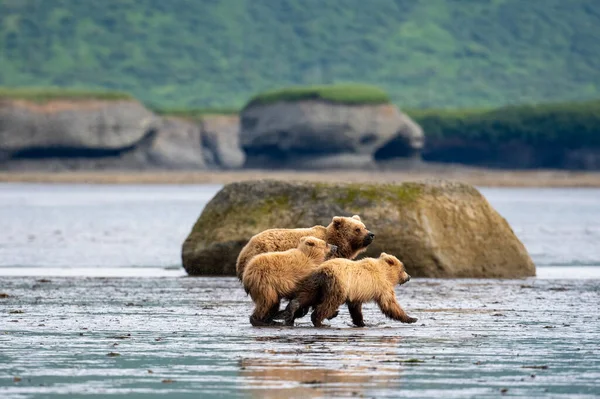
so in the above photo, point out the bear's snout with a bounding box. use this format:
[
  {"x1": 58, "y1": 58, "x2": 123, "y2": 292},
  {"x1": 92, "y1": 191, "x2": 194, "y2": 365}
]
[
  {"x1": 329, "y1": 245, "x2": 338, "y2": 255},
  {"x1": 363, "y1": 231, "x2": 375, "y2": 246},
  {"x1": 406, "y1": 274, "x2": 411, "y2": 282}
]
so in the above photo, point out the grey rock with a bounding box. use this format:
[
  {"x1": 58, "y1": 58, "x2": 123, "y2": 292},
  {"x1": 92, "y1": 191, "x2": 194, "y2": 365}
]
[
  {"x1": 181, "y1": 179, "x2": 535, "y2": 278},
  {"x1": 0, "y1": 99, "x2": 157, "y2": 152},
  {"x1": 0, "y1": 99, "x2": 210, "y2": 170},
  {"x1": 147, "y1": 117, "x2": 206, "y2": 169},
  {"x1": 201, "y1": 115, "x2": 245, "y2": 169},
  {"x1": 374, "y1": 116, "x2": 425, "y2": 161},
  {"x1": 240, "y1": 100, "x2": 424, "y2": 169}
]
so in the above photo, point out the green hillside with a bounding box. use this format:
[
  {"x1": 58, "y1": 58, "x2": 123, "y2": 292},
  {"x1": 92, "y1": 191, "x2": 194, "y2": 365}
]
[
  {"x1": 1, "y1": 0, "x2": 599, "y2": 109},
  {"x1": 406, "y1": 99, "x2": 600, "y2": 148}
]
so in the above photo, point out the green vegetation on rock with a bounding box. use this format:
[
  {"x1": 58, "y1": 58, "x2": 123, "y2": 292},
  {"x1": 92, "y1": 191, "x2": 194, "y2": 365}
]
[
  {"x1": 152, "y1": 107, "x2": 240, "y2": 121},
  {"x1": 315, "y1": 182, "x2": 424, "y2": 209},
  {"x1": 246, "y1": 84, "x2": 390, "y2": 107},
  {"x1": 191, "y1": 194, "x2": 292, "y2": 241},
  {"x1": 0, "y1": 87, "x2": 133, "y2": 103},
  {"x1": 1, "y1": 0, "x2": 599, "y2": 109}
]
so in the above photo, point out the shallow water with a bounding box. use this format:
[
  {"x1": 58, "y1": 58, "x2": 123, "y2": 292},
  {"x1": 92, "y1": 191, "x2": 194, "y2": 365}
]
[
  {"x1": 1, "y1": 183, "x2": 600, "y2": 398},
  {"x1": 1, "y1": 184, "x2": 600, "y2": 270},
  {"x1": 1, "y1": 275, "x2": 599, "y2": 398},
  {"x1": 0, "y1": 183, "x2": 221, "y2": 269},
  {"x1": 481, "y1": 187, "x2": 600, "y2": 268}
]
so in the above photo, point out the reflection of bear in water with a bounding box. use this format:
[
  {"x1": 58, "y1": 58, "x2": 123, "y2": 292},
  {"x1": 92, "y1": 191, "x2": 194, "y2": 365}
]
[
  {"x1": 283, "y1": 253, "x2": 417, "y2": 327},
  {"x1": 242, "y1": 236, "x2": 337, "y2": 326},
  {"x1": 239, "y1": 335, "x2": 404, "y2": 398},
  {"x1": 235, "y1": 215, "x2": 375, "y2": 281}
]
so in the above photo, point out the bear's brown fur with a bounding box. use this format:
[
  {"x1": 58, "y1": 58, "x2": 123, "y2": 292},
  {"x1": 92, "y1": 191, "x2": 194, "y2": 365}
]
[
  {"x1": 235, "y1": 215, "x2": 374, "y2": 281},
  {"x1": 242, "y1": 236, "x2": 337, "y2": 326},
  {"x1": 283, "y1": 252, "x2": 417, "y2": 327}
]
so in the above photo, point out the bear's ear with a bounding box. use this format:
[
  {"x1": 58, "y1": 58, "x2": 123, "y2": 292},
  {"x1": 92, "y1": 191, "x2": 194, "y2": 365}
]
[
  {"x1": 379, "y1": 252, "x2": 388, "y2": 257},
  {"x1": 352, "y1": 215, "x2": 361, "y2": 221},
  {"x1": 332, "y1": 216, "x2": 344, "y2": 228}
]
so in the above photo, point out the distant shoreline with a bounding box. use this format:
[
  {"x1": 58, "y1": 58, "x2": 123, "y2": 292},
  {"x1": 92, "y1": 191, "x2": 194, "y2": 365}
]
[{"x1": 1, "y1": 168, "x2": 600, "y2": 187}]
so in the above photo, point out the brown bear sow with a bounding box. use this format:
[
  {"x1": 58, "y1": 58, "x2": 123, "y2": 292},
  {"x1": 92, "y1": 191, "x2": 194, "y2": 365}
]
[
  {"x1": 242, "y1": 236, "x2": 337, "y2": 327},
  {"x1": 235, "y1": 215, "x2": 374, "y2": 281},
  {"x1": 284, "y1": 253, "x2": 417, "y2": 327}
]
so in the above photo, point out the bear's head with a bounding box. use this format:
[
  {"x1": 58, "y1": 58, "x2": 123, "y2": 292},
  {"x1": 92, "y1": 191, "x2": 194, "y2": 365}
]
[
  {"x1": 378, "y1": 252, "x2": 411, "y2": 285},
  {"x1": 298, "y1": 236, "x2": 337, "y2": 263},
  {"x1": 325, "y1": 214, "x2": 374, "y2": 259}
]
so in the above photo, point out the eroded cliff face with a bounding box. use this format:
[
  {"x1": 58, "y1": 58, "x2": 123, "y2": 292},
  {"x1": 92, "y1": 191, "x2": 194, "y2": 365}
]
[
  {"x1": 0, "y1": 99, "x2": 245, "y2": 170},
  {"x1": 240, "y1": 100, "x2": 424, "y2": 169},
  {"x1": 0, "y1": 99, "x2": 157, "y2": 152},
  {"x1": 200, "y1": 115, "x2": 245, "y2": 169}
]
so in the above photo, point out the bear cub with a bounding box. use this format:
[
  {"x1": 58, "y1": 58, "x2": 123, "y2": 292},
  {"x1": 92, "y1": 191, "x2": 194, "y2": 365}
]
[
  {"x1": 282, "y1": 252, "x2": 417, "y2": 327},
  {"x1": 236, "y1": 215, "x2": 374, "y2": 281},
  {"x1": 242, "y1": 236, "x2": 337, "y2": 326}
]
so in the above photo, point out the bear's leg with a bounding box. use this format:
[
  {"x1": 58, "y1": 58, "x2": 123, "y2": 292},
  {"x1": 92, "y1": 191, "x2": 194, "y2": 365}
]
[
  {"x1": 311, "y1": 295, "x2": 343, "y2": 327},
  {"x1": 281, "y1": 291, "x2": 318, "y2": 326},
  {"x1": 310, "y1": 272, "x2": 345, "y2": 327},
  {"x1": 347, "y1": 302, "x2": 365, "y2": 327},
  {"x1": 282, "y1": 299, "x2": 300, "y2": 326},
  {"x1": 250, "y1": 302, "x2": 283, "y2": 326},
  {"x1": 280, "y1": 278, "x2": 324, "y2": 325},
  {"x1": 272, "y1": 300, "x2": 307, "y2": 321},
  {"x1": 311, "y1": 304, "x2": 340, "y2": 327},
  {"x1": 310, "y1": 308, "x2": 326, "y2": 327},
  {"x1": 249, "y1": 291, "x2": 283, "y2": 327},
  {"x1": 376, "y1": 293, "x2": 417, "y2": 324}
]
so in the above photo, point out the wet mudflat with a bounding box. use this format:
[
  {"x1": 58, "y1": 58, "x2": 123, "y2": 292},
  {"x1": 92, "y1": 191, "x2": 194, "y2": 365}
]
[{"x1": 1, "y1": 274, "x2": 599, "y2": 398}]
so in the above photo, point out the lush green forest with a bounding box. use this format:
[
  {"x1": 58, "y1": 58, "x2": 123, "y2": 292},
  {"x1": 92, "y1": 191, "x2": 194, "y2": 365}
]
[
  {"x1": 406, "y1": 100, "x2": 600, "y2": 148},
  {"x1": 1, "y1": 0, "x2": 599, "y2": 109}
]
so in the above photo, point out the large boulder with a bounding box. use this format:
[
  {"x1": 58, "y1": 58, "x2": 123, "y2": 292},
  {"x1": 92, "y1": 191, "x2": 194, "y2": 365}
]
[
  {"x1": 200, "y1": 115, "x2": 245, "y2": 169},
  {"x1": 182, "y1": 179, "x2": 535, "y2": 278},
  {"x1": 240, "y1": 100, "x2": 424, "y2": 169}
]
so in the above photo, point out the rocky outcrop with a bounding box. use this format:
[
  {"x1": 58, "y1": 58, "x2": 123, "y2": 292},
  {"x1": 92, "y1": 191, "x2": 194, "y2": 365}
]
[
  {"x1": 240, "y1": 101, "x2": 424, "y2": 169},
  {"x1": 374, "y1": 116, "x2": 424, "y2": 160},
  {"x1": 0, "y1": 99, "x2": 157, "y2": 152},
  {"x1": 146, "y1": 117, "x2": 206, "y2": 169},
  {"x1": 0, "y1": 99, "x2": 213, "y2": 169},
  {"x1": 182, "y1": 179, "x2": 535, "y2": 278},
  {"x1": 200, "y1": 115, "x2": 245, "y2": 169}
]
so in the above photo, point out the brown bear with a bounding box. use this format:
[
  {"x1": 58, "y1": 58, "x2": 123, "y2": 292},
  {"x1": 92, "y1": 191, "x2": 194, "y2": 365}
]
[
  {"x1": 282, "y1": 252, "x2": 417, "y2": 327},
  {"x1": 235, "y1": 215, "x2": 374, "y2": 281},
  {"x1": 242, "y1": 236, "x2": 337, "y2": 327}
]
